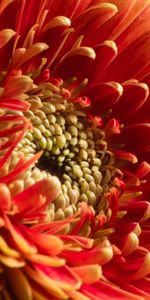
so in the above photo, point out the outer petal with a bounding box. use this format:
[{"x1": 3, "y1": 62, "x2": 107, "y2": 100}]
[{"x1": 81, "y1": 281, "x2": 143, "y2": 300}]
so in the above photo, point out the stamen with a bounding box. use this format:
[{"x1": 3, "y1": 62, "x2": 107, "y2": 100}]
[{"x1": 13, "y1": 76, "x2": 118, "y2": 221}]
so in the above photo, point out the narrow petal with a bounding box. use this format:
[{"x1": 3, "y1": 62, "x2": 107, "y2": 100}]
[
  {"x1": 72, "y1": 3, "x2": 118, "y2": 45},
  {"x1": 14, "y1": 177, "x2": 60, "y2": 213},
  {"x1": 0, "y1": 98, "x2": 30, "y2": 111},
  {"x1": 61, "y1": 243, "x2": 113, "y2": 266},
  {"x1": 3, "y1": 75, "x2": 34, "y2": 98},
  {"x1": 35, "y1": 264, "x2": 81, "y2": 291},
  {"x1": 27, "y1": 232, "x2": 63, "y2": 256},
  {"x1": 0, "y1": 183, "x2": 11, "y2": 211},
  {"x1": 71, "y1": 265, "x2": 102, "y2": 284},
  {"x1": 0, "y1": 255, "x2": 25, "y2": 268},
  {"x1": 60, "y1": 235, "x2": 93, "y2": 249},
  {"x1": 4, "y1": 215, "x2": 37, "y2": 255},
  {"x1": 54, "y1": 47, "x2": 95, "y2": 79},
  {"x1": 81, "y1": 281, "x2": 143, "y2": 300},
  {"x1": 12, "y1": 43, "x2": 49, "y2": 68},
  {"x1": 82, "y1": 41, "x2": 118, "y2": 83},
  {"x1": 6, "y1": 268, "x2": 32, "y2": 300},
  {"x1": 113, "y1": 81, "x2": 149, "y2": 121},
  {"x1": 26, "y1": 253, "x2": 65, "y2": 267},
  {"x1": 0, "y1": 236, "x2": 20, "y2": 258},
  {"x1": 87, "y1": 82, "x2": 123, "y2": 114},
  {"x1": 24, "y1": 265, "x2": 68, "y2": 299},
  {"x1": 0, "y1": 29, "x2": 15, "y2": 49}
]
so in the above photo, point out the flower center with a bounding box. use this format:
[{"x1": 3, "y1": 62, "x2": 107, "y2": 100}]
[{"x1": 16, "y1": 78, "x2": 118, "y2": 221}]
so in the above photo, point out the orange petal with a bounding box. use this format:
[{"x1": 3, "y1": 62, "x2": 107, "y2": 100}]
[
  {"x1": 6, "y1": 268, "x2": 32, "y2": 300},
  {"x1": 0, "y1": 235, "x2": 20, "y2": 258},
  {"x1": 69, "y1": 289, "x2": 91, "y2": 300},
  {"x1": 27, "y1": 253, "x2": 65, "y2": 267},
  {"x1": 72, "y1": 265, "x2": 102, "y2": 284},
  {"x1": 0, "y1": 183, "x2": 11, "y2": 211},
  {"x1": 4, "y1": 215, "x2": 37, "y2": 255},
  {"x1": 0, "y1": 254, "x2": 25, "y2": 268},
  {"x1": 24, "y1": 265, "x2": 68, "y2": 299},
  {"x1": 29, "y1": 232, "x2": 63, "y2": 256}
]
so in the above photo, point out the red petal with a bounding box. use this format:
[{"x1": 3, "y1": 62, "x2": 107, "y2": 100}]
[
  {"x1": 35, "y1": 264, "x2": 81, "y2": 291},
  {"x1": 54, "y1": 47, "x2": 95, "y2": 79},
  {"x1": 0, "y1": 151, "x2": 42, "y2": 183},
  {"x1": 87, "y1": 82, "x2": 123, "y2": 113},
  {"x1": 117, "y1": 124, "x2": 150, "y2": 158},
  {"x1": 72, "y1": 3, "x2": 118, "y2": 46},
  {"x1": 81, "y1": 281, "x2": 143, "y2": 300},
  {"x1": 0, "y1": 98, "x2": 30, "y2": 111},
  {"x1": 14, "y1": 177, "x2": 60, "y2": 213},
  {"x1": 59, "y1": 235, "x2": 93, "y2": 249},
  {"x1": 61, "y1": 243, "x2": 113, "y2": 266},
  {"x1": 4, "y1": 215, "x2": 37, "y2": 255},
  {"x1": 113, "y1": 81, "x2": 149, "y2": 121},
  {"x1": 102, "y1": 32, "x2": 150, "y2": 82},
  {"x1": 119, "y1": 201, "x2": 150, "y2": 223}
]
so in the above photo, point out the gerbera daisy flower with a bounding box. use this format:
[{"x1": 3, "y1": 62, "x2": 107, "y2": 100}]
[{"x1": 0, "y1": 0, "x2": 150, "y2": 299}]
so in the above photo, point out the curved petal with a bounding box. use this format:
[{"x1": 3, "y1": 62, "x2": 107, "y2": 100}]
[{"x1": 113, "y1": 80, "x2": 149, "y2": 121}]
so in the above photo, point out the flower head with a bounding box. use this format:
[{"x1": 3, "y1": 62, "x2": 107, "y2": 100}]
[{"x1": 0, "y1": 0, "x2": 150, "y2": 299}]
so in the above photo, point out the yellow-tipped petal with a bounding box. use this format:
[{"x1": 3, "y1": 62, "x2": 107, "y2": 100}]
[
  {"x1": 0, "y1": 236, "x2": 20, "y2": 258},
  {"x1": 102, "y1": 40, "x2": 118, "y2": 55},
  {"x1": 0, "y1": 255, "x2": 25, "y2": 268},
  {"x1": 61, "y1": 47, "x2": 96, "y2": 62},
  {"x1": 30, "y1": 233, "x2": 64, "y2": 256},
  {"x1": 122, "y1": 232, "x2": 139, "y2": 256},
  {"x1": 42, "y1": 16, "x2": 71, "y2": 33},
  {"x1": 11, "y1": 42, "x2": 48, "y2": 68},
  {"x1": 25, "y1": 265, "x2": 68, "y2": 299},
  {"x1": 18, "y1": 43, "x2": 49, "y2": 66},
  {"x1": 27, "y1": 253, "x2": 65, "y2": 267},
  {"x1": 4, "y1": 216, "x2": 37, "y2": 255},
  {"x1": 0, "y1": 29, "x2": 15, "y2": 49},
  {"x1": 72, "y1": 265, "x2": 102, "y2": 284},
  {"x1": 3, "y1": 75, "x2": 34, "y2": 98},
  {"x1": 127, "y1": 253, "x2": 150, "y2": 281}
]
